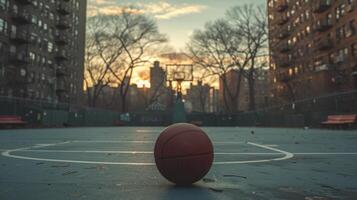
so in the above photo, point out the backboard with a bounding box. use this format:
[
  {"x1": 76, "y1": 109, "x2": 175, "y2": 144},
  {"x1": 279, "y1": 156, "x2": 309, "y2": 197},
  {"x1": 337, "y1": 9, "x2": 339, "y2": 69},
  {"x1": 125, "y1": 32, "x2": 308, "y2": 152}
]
[{"x1": 166, "y1": 64, "x2": 194, "y2": 82}]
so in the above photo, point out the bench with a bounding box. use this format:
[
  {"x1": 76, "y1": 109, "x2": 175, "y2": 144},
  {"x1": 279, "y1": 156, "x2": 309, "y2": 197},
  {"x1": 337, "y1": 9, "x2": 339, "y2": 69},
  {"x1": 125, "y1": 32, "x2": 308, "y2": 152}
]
[
  {"x1": 0, "y1": 115, "x2": 27, "y2": 128},
  {"x1": 321, "y1": 114, "x2": 357, "y2": 129}
]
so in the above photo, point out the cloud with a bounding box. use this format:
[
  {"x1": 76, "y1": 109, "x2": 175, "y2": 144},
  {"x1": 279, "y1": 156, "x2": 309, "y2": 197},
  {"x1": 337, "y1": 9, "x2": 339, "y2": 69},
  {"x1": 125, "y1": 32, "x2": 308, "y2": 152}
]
[{"x1": 88, "y1": 0, "x2": 207, "y2": 20}]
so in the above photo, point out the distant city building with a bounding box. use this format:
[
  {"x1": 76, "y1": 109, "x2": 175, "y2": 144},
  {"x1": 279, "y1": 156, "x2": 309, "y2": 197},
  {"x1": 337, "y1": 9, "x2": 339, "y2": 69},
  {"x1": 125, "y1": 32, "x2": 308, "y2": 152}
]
[
  {"x1": 186, "y1": 81, "x2": 212, "y2": 113},
  {"x1": 86, "y1": 84, "x2": 120, "y2": 110},
  {"x1": 219, "y1": 69, "x2": 270, "y2": 112},
  {"x1": 149, "y1": 61, "x2": 173, "y2": 110},
  {"x1": 209, "y1": 88, "x2": 219, "y2": 113},
  {"x1": 268, "y1": 0, "x2": 357, "y2": 102},
  {"x1": 0, "y1": 0, "x2": 87, "y2": 104},
  {"x1": 128, "y1": 84, "x2": 147, "y2": 112},
  {"x1": 150, "y1": 61, "x2": 168, "y2": 105}
]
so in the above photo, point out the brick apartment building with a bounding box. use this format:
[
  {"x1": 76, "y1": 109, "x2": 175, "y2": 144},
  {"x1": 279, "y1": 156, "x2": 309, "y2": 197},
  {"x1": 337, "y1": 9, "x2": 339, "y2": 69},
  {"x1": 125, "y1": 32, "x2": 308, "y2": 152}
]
[
  {"x1": 268, "y1": 0, "x2": 357, "y2": 102},
  {"x1": 0, "y1": 0, "x2": 87, "y2": 104}
]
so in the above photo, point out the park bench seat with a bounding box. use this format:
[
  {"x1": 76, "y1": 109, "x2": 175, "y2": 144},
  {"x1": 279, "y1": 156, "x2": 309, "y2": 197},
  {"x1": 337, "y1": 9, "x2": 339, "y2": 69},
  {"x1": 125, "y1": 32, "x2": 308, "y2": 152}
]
[
  {"x1": 0, "y1": 116, "x2": 27, "y2": 125},
  {"x1": 321, "y1": 115, "x2": 356, "y2": 125}
]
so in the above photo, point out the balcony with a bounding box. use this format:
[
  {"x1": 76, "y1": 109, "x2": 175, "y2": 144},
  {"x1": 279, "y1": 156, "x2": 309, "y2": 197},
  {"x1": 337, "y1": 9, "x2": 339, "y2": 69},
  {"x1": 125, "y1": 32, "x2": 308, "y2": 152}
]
[
  {"x1": 56, "y1": 66, "x2": 68, "y2": 77},
  {"x1": 315, "y1": 38, "x2": 333, "y2": 51},
  {"x1": 279, "y1": 42, "x2": 292, "y2": 53},
  {"x1": 9, "y1": 52, "x2": 30, "y2": 64},
  {"x1": 14, "y1": 0, "x2": 32, "y2": 5},
  {"x1": 54, "y1": 34, "x2": 69, "y2": 45},
  {"x1": 277, "y1": 27, "x2": 291, "y2": 39},
  {"x1": 55, "y1": 50, "x2": 69, "y2": 61},
  {"x1": 57, "y1": 2, "x2": 71, "y2": 15},
  {"x1": 276, "y1": 0, "x2": 288, "y2": 12},
  {"x1": 314, "y1": 56, "x2": 333, "y2": 71},
  {"x1": 10, "y1": 9, "x2": 31, "y2": 24},
  {"x1": 277, "y1": 15, "x2": 289, "y2": 25},
  {"x1": 9, "y1": 30, "x2": 30, "y2": 43},
  {"x1": 347, "y1": 4, "x2": 355, "y2": 12},
  {"x1": 56, "y1": 79, "x2": 67, "y2": 92},
  {"x1": 56, "y1": 18, "x2": 71, "y2": 30},
  {"x1": 316, "y1": 19, "x2": 333, "y2": 32},
  {"x1": 315, "y1": 63, "x2": 332, "y2": 72},
  {"x1": 313, "y1": 0, "x2": 332, "y2": 13},
  {"x1": 276, "y1": 57, "x2": 291, "y2": 68},
  {"x1": 278, "y1": 72, "x2": 292, "y2": 82},
  {"x1": 6, "y1": 70, "x2": 28, "y2": 84}
]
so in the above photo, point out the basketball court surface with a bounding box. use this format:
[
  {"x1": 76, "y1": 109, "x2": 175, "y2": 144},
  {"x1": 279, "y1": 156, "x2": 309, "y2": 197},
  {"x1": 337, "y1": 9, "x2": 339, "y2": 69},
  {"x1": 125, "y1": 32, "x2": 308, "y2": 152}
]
[{"x1": 0, "y1": 127, "x2": 357, "y2": 199}]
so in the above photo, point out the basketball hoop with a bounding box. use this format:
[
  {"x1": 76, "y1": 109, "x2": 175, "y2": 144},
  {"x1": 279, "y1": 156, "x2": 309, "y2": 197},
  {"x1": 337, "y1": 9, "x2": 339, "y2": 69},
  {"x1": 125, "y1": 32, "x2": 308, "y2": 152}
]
[{"x1": 166, "y1": 64, "x2": 194, "y2": 97}]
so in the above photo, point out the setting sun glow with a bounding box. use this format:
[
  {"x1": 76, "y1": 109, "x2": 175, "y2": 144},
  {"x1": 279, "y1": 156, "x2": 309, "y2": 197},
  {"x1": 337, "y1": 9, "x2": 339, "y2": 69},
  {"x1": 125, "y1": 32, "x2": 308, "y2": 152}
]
[{"x1": 136, "y1": 80, "x2": 151, "y2": 88}]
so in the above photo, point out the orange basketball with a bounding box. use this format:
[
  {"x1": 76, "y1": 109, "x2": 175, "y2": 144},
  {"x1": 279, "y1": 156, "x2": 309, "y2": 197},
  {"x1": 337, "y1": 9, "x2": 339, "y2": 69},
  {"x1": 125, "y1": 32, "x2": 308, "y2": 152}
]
[{"x1": 154, "y1": 123, "x2": 214, "y2": 185}]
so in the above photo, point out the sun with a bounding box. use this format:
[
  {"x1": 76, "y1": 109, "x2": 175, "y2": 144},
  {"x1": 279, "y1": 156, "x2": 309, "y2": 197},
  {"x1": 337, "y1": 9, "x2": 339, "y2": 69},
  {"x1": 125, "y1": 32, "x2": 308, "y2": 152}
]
[{"x1": 136, "y1": 80, "x2": 151, "y2": 88}]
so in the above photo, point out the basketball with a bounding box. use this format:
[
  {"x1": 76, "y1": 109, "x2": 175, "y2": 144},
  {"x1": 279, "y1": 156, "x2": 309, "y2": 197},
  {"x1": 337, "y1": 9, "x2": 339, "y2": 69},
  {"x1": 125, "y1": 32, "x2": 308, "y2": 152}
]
[{"x1": 154, "y1": 123, "x2": 214, "y2": 185}]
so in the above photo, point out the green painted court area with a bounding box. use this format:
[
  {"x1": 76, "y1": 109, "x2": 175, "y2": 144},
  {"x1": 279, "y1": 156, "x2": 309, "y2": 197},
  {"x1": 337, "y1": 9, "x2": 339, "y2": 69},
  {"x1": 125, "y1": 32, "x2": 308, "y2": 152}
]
[{"x1": 0, "y1": 127, "x2": 357, "y2": 200}]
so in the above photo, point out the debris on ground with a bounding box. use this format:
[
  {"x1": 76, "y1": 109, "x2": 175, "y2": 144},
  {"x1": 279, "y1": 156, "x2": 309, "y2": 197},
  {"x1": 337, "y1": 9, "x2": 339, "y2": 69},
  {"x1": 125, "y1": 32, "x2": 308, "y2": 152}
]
[
  {"x1": 51, "y1": 164, "x2": 70, "y2": 168},
  {"x1": 209, "y1": 187, "x2": 223, "y2": 193},
  {"x1": 36, "y1": 162, "x2": 44, "y2": 165},
  {"x1": 251, "y1": 131, "x2": 255, "y2": 135},
  {"x1": 319, "y1": 184, "x2": 340, "y2": 191},
  {"x1": 304, "y1": 196, "x2": 328, "y2": 200},
  {"x1": 203, "y1": 178, "x2": 216, "y2": 183},
  {"x1": 84, "y1": 166, "x2": 97, "y2": 170},
  {"x1": 294, "y1": 141, "x2": 300, "y2": 144},
  {"x1": 62, "y1": 171, "x2": 78, "y2": 176},
  {"x1": 223, "y1": 174, "x2": 247, "y2": 179}
]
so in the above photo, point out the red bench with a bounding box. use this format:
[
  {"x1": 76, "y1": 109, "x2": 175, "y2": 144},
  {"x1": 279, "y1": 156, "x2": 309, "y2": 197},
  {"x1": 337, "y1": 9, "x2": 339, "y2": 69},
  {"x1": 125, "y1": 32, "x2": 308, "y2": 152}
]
[
  {"x1": 321, "y1": 114, "x2": 356, "y2": 128},
  {"x1": 0, "y1": 115, "x2": 27, "y2": 128}
]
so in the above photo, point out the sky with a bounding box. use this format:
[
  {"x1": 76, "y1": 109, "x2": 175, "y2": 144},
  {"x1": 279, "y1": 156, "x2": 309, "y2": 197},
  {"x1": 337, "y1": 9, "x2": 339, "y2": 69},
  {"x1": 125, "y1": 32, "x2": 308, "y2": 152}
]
[{"x1": 87, "y1": 0, "x2": 266, "y2": 51}]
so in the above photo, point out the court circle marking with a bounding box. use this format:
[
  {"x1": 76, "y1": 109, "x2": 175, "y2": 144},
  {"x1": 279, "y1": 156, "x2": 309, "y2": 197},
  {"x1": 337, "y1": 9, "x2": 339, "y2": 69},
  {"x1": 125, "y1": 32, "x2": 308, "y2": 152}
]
[{"x1": 1, "y1": 141, "x2": 294, "y2": 166}]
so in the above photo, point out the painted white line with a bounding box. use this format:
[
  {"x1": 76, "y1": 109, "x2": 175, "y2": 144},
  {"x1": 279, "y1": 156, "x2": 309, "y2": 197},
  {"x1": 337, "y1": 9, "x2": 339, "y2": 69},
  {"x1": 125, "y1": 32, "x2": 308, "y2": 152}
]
[
  {"x1": 1, "y1": 148, "x2": 155, "y2": 166},
  {"x1": 214, "y1": 142, "x2": 294, "y2": 165},
  {"x1": 1, "y1": 142, "x2": 294, "y2": 166},
  {"x1": 17, "y1": 149, "x2": 285, "y2": 155},
  {"x1": 11, "y1": 149, "x2": 357, "y2": 155},
  {"x1": 136, "y1": 130, "x2": 159, "y2": 133},
  {"x1": 71, "y1": 140, "x2": 154, "y2": 144},
  {"x1": 266, "y1": 144, "x2": 279, "y2": 147},
  {"x1": 294, "y1": 153, "x2": 357, "y2": 155},
  {"x1": 69, "y1": 140, "x2": 246, "y2": 145},
  {"x1": 21, "y1": 150, "x2": 154, "y2": 154}
]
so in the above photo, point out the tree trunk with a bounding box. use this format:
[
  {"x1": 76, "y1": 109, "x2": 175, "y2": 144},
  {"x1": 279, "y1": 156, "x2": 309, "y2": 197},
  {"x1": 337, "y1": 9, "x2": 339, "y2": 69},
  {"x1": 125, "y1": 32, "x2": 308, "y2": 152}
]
[{"x1": 248, "y1": 74, "x2": 256, "y2": 111}]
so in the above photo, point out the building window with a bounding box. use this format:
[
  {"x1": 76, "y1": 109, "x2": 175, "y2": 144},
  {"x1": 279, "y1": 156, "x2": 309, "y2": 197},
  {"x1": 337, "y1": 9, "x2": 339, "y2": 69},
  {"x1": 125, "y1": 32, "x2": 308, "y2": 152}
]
[
  {"x1": 48, "y1": 42, "x2": 53, "y2": 53},
  {"x1": 20, "y1": 68, "x2": 26, "y2": 77},
  {"x1": 336, "y1": 3, "x2": 346, "y2": 20},
  {"x1": 0, "y1": 0, "x2": 7, "y2": 10},
  {"x1": 352, "y1": 43, "x2": 357, "y2": 57},
  {"x1": 0, "y1": 18, "x2": 7, "y2": 34},
  {"x1": 348, "y1": 20, "x2": 356, "y2": 37}
]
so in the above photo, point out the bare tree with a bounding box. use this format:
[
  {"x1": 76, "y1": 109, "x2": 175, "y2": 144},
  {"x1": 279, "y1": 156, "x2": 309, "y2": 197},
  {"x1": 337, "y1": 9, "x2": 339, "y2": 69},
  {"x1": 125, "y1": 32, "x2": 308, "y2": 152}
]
[
  {"x1": 187, "y1": 19, "x2": 249, "y2": 113},
  {"x1": 227, "y1": 5, "x2": 268, "y2": 111},
  {"x1": 84, "y1": 17, "x2": 114, "y2": 107},
  {"x1": 104, "y1": 11, "x2": 167, "y2": 112},
  {"x1": 84, "y1": 9, "x2": 167, "y2": 112},
  {"x1": 187, "y1": 4, "x2": 268, "y2": 113}
]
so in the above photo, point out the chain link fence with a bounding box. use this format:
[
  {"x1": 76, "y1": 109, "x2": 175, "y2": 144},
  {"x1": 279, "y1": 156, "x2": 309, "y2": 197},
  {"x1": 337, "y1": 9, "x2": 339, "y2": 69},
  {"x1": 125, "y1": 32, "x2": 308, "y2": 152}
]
[
  {"x1": 235, "y1": 90, "x2": 357, "y2": 127},
  {"x1": 1, "y1": 90, "x2": 356, "y2": 127},
  {"x1": 0, "y1": 96, "x2": 120, "y2": 127}
]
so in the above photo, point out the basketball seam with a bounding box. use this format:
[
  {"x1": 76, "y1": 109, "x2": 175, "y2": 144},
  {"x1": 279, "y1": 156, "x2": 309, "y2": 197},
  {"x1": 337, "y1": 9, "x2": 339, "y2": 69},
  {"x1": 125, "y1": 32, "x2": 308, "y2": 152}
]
[
  {"x1": 158, "y1": 129, "x2": 208, "y2": 158},
  {"x1": 157, "y1": 151, "x2": 213, "y2": 160}
]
